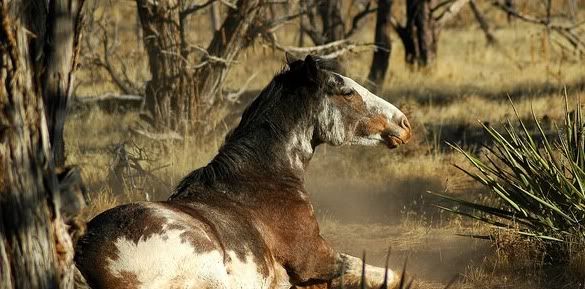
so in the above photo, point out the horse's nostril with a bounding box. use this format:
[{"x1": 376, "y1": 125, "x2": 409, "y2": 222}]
[{"x1": 400, "y1": 116, "x2": 411, "y2": 130}]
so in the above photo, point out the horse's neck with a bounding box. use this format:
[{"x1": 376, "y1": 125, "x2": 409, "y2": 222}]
[
  {"x1": 217, "y1": 126, "x2": 315, "y2": 183},
  {"x1": 172, "y1": 126, "x2": 316, "y2": 199}
]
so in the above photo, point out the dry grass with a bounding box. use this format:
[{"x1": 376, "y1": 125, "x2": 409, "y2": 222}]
[{"x1": 68, "y1": 2, "x2": 585, "y2": 288}]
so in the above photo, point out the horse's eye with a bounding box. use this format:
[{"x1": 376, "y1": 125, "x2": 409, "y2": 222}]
[{"x1": 340, "y1": 88, "x2": 353, "y2": 98}]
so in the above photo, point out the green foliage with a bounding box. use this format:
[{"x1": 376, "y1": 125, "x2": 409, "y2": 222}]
[{"x1": 433, "y1": 96, "x2": 585, "y2": 242}]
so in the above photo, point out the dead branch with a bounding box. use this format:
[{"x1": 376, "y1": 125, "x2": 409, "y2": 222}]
[
  {"x1": 432, "y1": 0, "x2": 456, "y2": 13},
  {"x1": 108, "y1": 142, "x2": 170, "y2": 200},
  {"x1": 220, "y1": 0, "x2": 237, "y2": 9},
  {"x1": 180, "y1": 0, "x2": 216, "y2": 19},
  {"x1": 271, "y1": 38, "x2": 376, "y2": 59},
  {"x1": 75, "y1": 93, "x2": 143, "y2": 103},
  {"x1": 84, "y1": 18, "x2": 144, "y2": 95},
  {"x1": 130, "y1": 128, "x2": 184, "y2": 141},
  {"x1": 226, "y1": 72, "x2": 258, "y2": 103},
  {"x1": 469, "y1": 0, "x2": 497, "y2": 45},
  {"x1": 436, "y1": 0, "x2": 471, "y2": 28},
  {"x1": 345, "y1": 1, "x2": 377, "y2": 38},
  {"x1": 491, "y1": 0, "x2": 585, "y2": 55}
]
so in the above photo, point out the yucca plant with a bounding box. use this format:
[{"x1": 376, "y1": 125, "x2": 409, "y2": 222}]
[{"x1": 432, "y1": 96, "x2": 585, "y2": 243}]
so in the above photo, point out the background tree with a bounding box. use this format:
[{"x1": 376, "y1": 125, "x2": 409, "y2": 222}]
[
  {"x1": 0, "y1": 0, "x2": 85, "y2": 288},
  {"x1": 302, "y1": 0, "x2": 376, "y2": 45},
  {"x1": 367, "y1": 0, "x2": 393, "y2": 92},
  {"x1": 136, "y1": 0, "x2": 264, "y2": 132},
  {"x1": 392, "y1": 0, "x2": 470, "y2": 68}
]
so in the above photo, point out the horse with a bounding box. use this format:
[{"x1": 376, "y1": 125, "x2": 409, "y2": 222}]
[{"x1": 75, "y1": 54, "x2": 412, "y2": 289}]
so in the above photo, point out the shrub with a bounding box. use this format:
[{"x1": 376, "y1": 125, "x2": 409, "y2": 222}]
[{"x1": 433, "y1": 96, "x2": 585, "y2": 244}]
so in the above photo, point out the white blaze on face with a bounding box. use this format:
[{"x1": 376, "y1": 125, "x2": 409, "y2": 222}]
[{"x1": 335, "y1": 74, "x2": 407, "y2": 145}]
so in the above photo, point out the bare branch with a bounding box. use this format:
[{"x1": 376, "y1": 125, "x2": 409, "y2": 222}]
[
  {"x1": 180, "y1": 0, "x2": 216, "y2": 20},
  {"x1": 491, "y1": 0, "x2": 585, "y2": 55},
  {"x1": 436, "y1": 0, "x2": 471, "y2": 28},
  {"x1": 345, "y1": 2, "x2": 377, "y2": 38},
  {"x1": 84, "y1": 20, "x2": 143, "y2": 95},
  {"x1": 220, "y1": 0, "x2": 237, "y2": 9},
  {"x1": 226, "y1": 72, "x2": 258, "y2": 103},
  {"x1": 271, "y1": 38, "x2": 376, "y2": 59},
  {"x1": 469, "y1": 0, "x2": 497, "y2": 45},
  {"x1": 130, "y1": 128, "x2": 184, "y2": 141},
  {"x1": 432, "y1": 0, "x2": 456, "y2": 13}
]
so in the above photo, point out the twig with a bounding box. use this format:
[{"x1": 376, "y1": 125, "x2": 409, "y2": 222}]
[
  {"x1": 436, "y1": 0, "x2": 472, "y2": 28},
  {"x1": 220, "y1": 0, "x2": 237, "y2": 9},
  {"x1": 130, "y1": 128, "x2": 184, "y2": 141},
  {"x1": 180, "y1": 0, "x2": 216, "y2": 20},
  {"x1": 75, "y1": 93, "x2": 143, "y2": 103},
  {"x1": 345, "y1": 2, "x2": 377, "y2": 38},
  {"x1": 226, "y1": 72, "x2": 258, "y2": 103},
  {"x1": 491, "y1": 0, "x2": 585, "y2": 55},
  {"x1": 272, "y1": 39, "x2": 376, "y2": 59}
]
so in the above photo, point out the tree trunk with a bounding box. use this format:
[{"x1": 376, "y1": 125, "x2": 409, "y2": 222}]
[
  {"x1": 0, "y1": 0, "x2": 84, "y2": 288},
  {"x1": 393, "y1": 0, "x2": 438, "y2": 68},
  {"x1": 42, "y1": 0, "x2": 85, "y2": 167},
  {"x1": 367, "y1": 0, "x2": 393, "y2": 92},
  {"x1": 194, "y1": 0, "x2": 263, "y2": 110},
  {"x1": 138, "y1": 0, "x2": 263, "y2": 131},
  {"x1": 404, "y1": 0, "x2": 438, "y2": 67},
  {"x1": 317, "y1": 0, "x2": 345, "y2": 44},
  {"x1": 302, "y1": 0, "x2": 345, "y2": 45},
  {"x1": 137, "y1": 0, "x2": 192, "y2": 132}
]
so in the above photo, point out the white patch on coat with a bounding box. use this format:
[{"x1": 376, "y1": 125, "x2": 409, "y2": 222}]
[
  {"x1": 108, "y1": 229, "x2": 227, "y2": 289},
  {"x1": 285, "y1": 128, "x2": 314, "y2": 171},
  {"x1": 108, "y1": 227, "x2": 290, "y2": 289},
  {"x1": 317, "y1": 98, "x2": 348, "y2": 145}
]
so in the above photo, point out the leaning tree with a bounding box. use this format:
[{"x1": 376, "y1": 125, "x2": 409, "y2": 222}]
[{"x1": 0, "y1": 0, "x2": 85, "y2": 288}]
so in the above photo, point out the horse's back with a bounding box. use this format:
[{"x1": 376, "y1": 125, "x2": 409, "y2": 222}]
[{"x1": 75, "y1": 201, "x2": 289, "y2": 289}]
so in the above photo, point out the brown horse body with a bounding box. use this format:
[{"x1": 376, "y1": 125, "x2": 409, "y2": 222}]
[{"x1": 75, "y1": 55, "x2": 411, "y2": 289}]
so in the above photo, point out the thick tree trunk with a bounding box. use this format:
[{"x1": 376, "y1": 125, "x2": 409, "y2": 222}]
[
  {"x1": 0, "y1": 0, "x2": 83, "y2": 288},
  {"x1": 367, "y1": 0, "x2": 393, "y2": 92},
  {"x1": 137, "y1": 0, "x2": 193, "y2": 131},
  {"x1": 138, "y1": 0, "x2": 263, "y2": 131},
  {"x1": 42, "y1": 0, "x2": 85, "y2": 167}
]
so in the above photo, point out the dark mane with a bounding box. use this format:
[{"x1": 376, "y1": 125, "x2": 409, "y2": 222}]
[{"x1": 172, "y1": 56, "x2": 341, "y2": 197}]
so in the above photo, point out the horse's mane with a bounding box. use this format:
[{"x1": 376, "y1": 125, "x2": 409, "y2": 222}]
[{"x1": 171, "y1": 56, "x2": 343, "y2": 196}]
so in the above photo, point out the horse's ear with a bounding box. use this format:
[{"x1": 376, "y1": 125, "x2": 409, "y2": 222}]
[
  {"x1": 285, "y1": 52, "x2": 300, "y2": 65},
  {"x1": 304, "y1": 55, "x2": 319, "y2": 82}
]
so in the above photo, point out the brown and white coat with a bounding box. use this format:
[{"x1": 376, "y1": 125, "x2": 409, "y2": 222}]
[{"x1": 75, "y1": 55, "x2": 412, "y2": 289}]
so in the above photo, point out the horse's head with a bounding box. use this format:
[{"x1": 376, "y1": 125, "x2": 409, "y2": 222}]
[{"x1": 287, "y1": 54, "x2": 411, "y2": 149}]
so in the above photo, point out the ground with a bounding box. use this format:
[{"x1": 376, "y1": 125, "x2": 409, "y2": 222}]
[{"x1": 69, "y1": 2, "x2": 585, "y2": 288}]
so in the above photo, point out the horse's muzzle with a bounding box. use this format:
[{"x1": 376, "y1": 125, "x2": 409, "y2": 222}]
[{"x1": 383, "y1": 116, "x2": 412, "y2": 149}]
